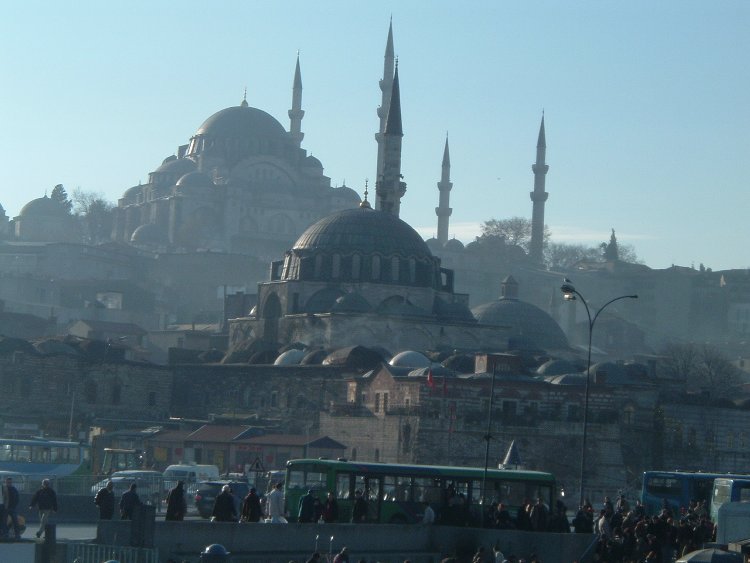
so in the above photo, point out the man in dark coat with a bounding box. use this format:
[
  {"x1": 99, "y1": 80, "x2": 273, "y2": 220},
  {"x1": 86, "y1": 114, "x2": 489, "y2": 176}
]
[
  {"x1": 351, "y1": 489, "x2": 368, "y2": 523},
  {"x1": 94, "y1": 481, "x2": 116, "y2": 520},
  {"x1": 241, "y1": 487, "x2": 262, "y2": 522},
  {"x1": 29, "y1": 479, "x2": 58, "y2": 539},
  {"x1": 211, "y1": 484, "x2": 237, "y2": 522},
  {"x1": 2, "y1": 477, "x2": 21, "y2": 539},
  {"x1": 298, "y1": 489, "x2": 317, "y2": 523},
  {"x1": 165, "y1": 480, "x2": 187, "y2": 521},
  {"x1": 119, "y1": 483, "x2": 141, "y2": 520}
]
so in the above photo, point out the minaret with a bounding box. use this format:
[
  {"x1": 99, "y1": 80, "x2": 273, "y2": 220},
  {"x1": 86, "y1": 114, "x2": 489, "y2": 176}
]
[
  {"x1": 375, "y1": 62, "x2": 405, "y2": 217},
  {"x1": 288, "y1": 53, "x2": 304, "y2": 149},
  {"x1": 529, "y1": 114, "x2": 549, "y2": 263},
  {"x1": 375, "y1": 19, "x2": 395, "y2": 183},
  {"x1": 435, "y1": 134, "x2": 453, "y2": 245}
]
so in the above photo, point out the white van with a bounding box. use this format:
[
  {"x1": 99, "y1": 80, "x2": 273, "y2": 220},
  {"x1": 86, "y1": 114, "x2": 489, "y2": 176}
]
[{"x1": 163, "y1": 463, "x2": 220, "y2": 496}]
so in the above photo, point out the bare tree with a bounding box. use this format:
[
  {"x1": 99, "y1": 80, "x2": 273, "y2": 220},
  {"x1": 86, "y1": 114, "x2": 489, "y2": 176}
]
[
  {"x1": 71, "y1": 188, "x2": 115, "y2": 244},
  {"x1": 659, "y1": 342, "x2": 741, "y2": 398},
  {"x1": 480, "y1": 216, "x2": 550, "y2": 252}
]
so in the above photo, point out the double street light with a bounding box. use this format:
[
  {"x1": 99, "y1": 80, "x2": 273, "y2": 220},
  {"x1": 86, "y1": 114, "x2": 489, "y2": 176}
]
[{"x1": 560, "y1": 279, "x2": 638, "y2": 508}]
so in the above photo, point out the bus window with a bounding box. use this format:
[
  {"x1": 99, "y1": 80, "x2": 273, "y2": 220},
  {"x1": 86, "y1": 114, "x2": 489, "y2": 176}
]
[
  {"x1": 336, "y1": 473, "x2": 352, "y2": 499},
  {"x1": 646, "y1": 476, "x2": 681, "y2": 497},
  {"x1": 413, "y1": 477, "x2": 442, "y2": 504}
]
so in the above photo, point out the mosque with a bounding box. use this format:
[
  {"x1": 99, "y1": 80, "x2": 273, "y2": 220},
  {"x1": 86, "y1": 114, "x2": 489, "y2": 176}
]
[{"x1": 226, "y1": 24, "x2": 566, "y2": 356}]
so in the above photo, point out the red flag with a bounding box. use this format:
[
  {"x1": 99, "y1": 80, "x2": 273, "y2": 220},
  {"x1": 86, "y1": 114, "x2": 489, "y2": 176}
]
[{"x1": 427, "y1": 368, "x2": 435, "y2": 389}]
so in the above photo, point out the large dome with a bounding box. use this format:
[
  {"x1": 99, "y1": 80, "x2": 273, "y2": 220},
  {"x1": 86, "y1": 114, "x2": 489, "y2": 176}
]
[
  {"x1": 293, "y1": 208, "x2": 433, "y2": 258},
  {"x1": 194, "y1": 105, "x2": 288, "y2": 144}
]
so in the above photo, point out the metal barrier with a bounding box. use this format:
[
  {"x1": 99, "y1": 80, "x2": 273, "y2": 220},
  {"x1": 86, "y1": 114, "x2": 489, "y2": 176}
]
[{"x1": 66, "y1": 541, "x2": 159, "y2": 563}]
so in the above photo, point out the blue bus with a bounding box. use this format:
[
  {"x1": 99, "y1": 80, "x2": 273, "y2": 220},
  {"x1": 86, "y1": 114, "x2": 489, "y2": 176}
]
[
  {"x1": 710, "y1": 478, "x2": 750, "y2": 521},
  {"x1": 641, "y1": 471, "x2": 750, "y2": 516},
  {"x1": 0, "y1": 437, "x2": 90, "y2": 476}
]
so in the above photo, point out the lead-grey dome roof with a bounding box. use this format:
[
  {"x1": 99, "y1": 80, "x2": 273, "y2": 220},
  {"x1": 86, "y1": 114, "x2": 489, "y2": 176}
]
[
  {"x1": 472, "y1": 298, "x2": 568, "y2": 351},
  {"x1": 293, "y1": 208, "x2": 433, "y2": 258},
  {"x1": 194, "y1": 105, "x2": 288, "y2": 144}
]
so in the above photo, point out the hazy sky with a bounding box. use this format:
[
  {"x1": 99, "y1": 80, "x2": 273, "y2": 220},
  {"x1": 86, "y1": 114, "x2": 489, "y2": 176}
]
[{"x1": 1, "y1": 1, "x2": 748, "y2": 270}]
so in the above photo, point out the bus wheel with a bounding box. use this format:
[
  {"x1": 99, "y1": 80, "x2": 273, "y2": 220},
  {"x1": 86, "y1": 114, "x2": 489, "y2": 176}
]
[{"x1": 389, "y1": 514, "x2": 407, "y2": 524}]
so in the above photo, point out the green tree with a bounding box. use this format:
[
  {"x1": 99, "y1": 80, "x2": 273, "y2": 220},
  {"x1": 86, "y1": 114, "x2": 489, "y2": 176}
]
[{"x1": 50, "y1": 184, "x2": 72, "y2": 213}]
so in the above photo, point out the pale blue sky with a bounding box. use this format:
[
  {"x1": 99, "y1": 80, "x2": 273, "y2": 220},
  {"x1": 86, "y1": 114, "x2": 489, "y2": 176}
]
[{"x1": 1, "y1": 1, "x2": 747, "y2": 270}]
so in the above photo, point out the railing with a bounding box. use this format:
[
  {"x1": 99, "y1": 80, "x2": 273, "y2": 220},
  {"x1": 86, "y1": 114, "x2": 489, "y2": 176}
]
[{"x1": 66, "y1": 541, "x2": 159, "y2": 563}]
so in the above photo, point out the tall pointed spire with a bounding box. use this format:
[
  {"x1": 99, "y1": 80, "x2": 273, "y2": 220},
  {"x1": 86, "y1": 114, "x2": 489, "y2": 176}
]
[
  {"x1": 436, "y1": 134, "x2": 453, "y2": 245},
  {"x1": 376, "y1": 61, "x2": 405, "y2": 217},
  {"x1": 375, "y1": 19, "x2": 395, "y2": 184},
  {"x1": 529, "y1": 113, "x2": 549, "y2": 264},
  {"x1": 288, "y1": 53, "x2": 305, "y2": 149}
]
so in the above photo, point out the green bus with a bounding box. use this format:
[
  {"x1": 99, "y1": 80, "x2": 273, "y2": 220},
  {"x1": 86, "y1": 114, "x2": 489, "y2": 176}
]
[{"x1": 285, "y1": 458, "x2": 556, "y2": 525}]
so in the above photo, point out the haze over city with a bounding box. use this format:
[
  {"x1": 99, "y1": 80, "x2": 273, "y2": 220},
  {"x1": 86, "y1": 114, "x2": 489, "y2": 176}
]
[{"x1": 1, "y1": 1, "x2": 747, "y2": 270}]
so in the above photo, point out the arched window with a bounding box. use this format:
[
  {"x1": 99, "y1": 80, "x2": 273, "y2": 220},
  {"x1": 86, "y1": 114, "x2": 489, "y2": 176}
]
[
  {"x1": 332, "y1": 254, "x2": 341, "y2": 278},
  {"x1": 352, "y1": 254, "x2": 361, "y2": 279},
  {"x1": 391, "y1": 257, "x2": 400, "y2": 282},
  {"x1": 409, "y1": 258, "x2": 416, "y2": 283},
  {"x1": 314, "y1": 255, "x2": 323, "y2": 278},
  {"x1": 371, "y1": 256, "x2": 381, "y2": 280}
]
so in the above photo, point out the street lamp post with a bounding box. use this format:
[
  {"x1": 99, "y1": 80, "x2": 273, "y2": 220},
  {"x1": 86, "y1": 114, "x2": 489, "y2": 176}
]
[{"x1": 560, "y1": 279, "x2": 637, "y2": 509}]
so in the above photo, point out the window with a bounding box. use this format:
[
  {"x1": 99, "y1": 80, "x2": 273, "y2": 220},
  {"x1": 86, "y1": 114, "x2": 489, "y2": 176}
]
[
  {"x1": 332, "y1": 254, "x2": 341, "y2": 278},
  {"x1": 372, "y1": 256, "x2": 381, "y2": 280},
  {"x1": 383, "y1": 392, "x2": 389, "y2": 413},
  {"x1": 352, "y1": 255, "x2": 361, "y2": 279},
  {"x1": 391, "y1": 257, "x2": 399, "y2": 282},
  {"x1": 374, "y1": 393, "x2": 381, "y2": 413}
]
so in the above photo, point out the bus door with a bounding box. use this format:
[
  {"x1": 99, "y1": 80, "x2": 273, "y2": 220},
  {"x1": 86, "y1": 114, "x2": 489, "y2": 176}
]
[{"x1": 355, "y1": 474, "x2": 383, "y2": 522}]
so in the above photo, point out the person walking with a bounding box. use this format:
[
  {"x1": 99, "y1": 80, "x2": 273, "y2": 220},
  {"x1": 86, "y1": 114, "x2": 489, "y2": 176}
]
[
  {"x1": 266, "y1": 482, "x2": 286, "y2": 523},
  {"x1": 29, "y1": 479, "x2": 58, "y2": 539},
  {"x1": 119, "y1": 482, "x2": 141, "y2": 520},
  {"x1": 165, "y1": 480, "x2": 187, "y2": 521},
  {"x1": 297, "y1": 489, "x2": 317, "y2": 523},
  {"x1": 322, "y1": 491, "x2": 339, "y2": 523},
  {"x1": 94, "y1": 480, "x2": 116, "y2": 520},
  {"x1": 211, "y1": 484, "x2": 237, "y2": 522},
  {"x1": 2, "y1": 477, "x2": 21, "y2": 539},
  {"x1": 241, "y1": 487, "x2": 262, "y2": 523},
  {"x1": 351, "y1": 490, "x2": 368, "y2": 523}
]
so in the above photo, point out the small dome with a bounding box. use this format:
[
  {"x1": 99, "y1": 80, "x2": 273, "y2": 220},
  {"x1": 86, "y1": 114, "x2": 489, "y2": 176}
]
[
  {"x1": 300, "y1": 348, "x2": 329, "y2": 365},
  {"x1": 434, "y1": 298, "x2": 476, "y2": 322},
  {"x1": 304, "y1": 155, "x2": 323, "y2": 169},
  {"x1": 537, "y1": 359, "x2": 579, "y2": 376},
  {"x1": 389, "y1": 350, "x2": 431, "y2": 368},
  {"x1": 331, "y1": 186, "x2": 362, "y2": 206},
  {"x1": 153, "y1": 156, "x2": 197, "y2": 175},
  {"x1": 444, "y1": 238, "x2": 465, "y2": 251},
  {"x1": 274, "y1": 349, "x2": 306, "y2": 365},
  {"x1": 130, "y1": 223, "x2": 165, "y2": 245},
  {"x1": 332, "y1": 292, "x2": 372, "y2": 314},
  {"x1": 176, "y1": 171, "x2": 214, "y2": 190},
  {"x1": 425, "y1": 238, "x2": 442, "y2": 252},
  {"x1": 546, "y1": 373, "x2": 586, "y2": 385},
  {"x1": 19, "y1": 196, "x2": 69, "y2": 218},
  {"x1": 472, "y1": 298, "x2": 568, "y2": 351}
]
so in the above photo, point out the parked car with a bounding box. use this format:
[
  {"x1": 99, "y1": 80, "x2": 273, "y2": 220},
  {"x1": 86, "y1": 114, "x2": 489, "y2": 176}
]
[
  {"x1": 90, "y1": 470, "x2": 163, "y2": 507},
  {"x1": 194, "y1": 480, "x2": 251, "y2": 519}
]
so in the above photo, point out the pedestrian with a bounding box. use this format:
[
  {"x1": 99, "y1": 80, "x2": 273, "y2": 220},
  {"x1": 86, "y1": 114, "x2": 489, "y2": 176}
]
[
  {"x1": 2, "y1": 477, "x2": 21, "y2": 539},
  {"x1": 211, "y1": 484, "x2": 237, "y2": 522},
  {"x1": 29, "y1": 478, "x2": 58, "y2": 539},
  {"x1": 266, "y1": 482, "x2": 287, "y2": 523},
  {"x1": 165, "y1": 480, "x2": 187, "y2": 521},
  {"x1": 241, "y1": 487, "x2": 262, "y2": 522},
  {"x1": 298, "y1": 489, "x2": 317, "y2": 523},
  {"x1": 351, "y1": 489, "x2": 368, "y2": 523},
  {"x1": 529, "y1": 497, "x2": 548, "y2": 532},
  {"x1": 94, "y1": 480, "x2": 116, "y2": 520},
  {"x1": 322, "y1": 491, "x2": 338, "y2": 523},
  {"x1": 120, "y1": 482, "x2": 141, "y2": 520},
  {"x1": 332, "y1": 546, "x2": 349, "y2": 563},
  {"x1": 422, "y1": 501, "x2": 435, "y2": 525}
]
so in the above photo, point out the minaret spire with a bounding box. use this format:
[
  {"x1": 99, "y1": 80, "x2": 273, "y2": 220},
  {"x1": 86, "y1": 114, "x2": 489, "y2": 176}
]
[
  {"x1": 435, "y1": 133, "x2": 453, "y2": 245},
  {"x1": 375, "y1": 19, "x2": 395, "y2": 184},
  {"x1": 529, "y1": 113, "x2": 549, "y2": 263},
  {"x1": 288, "y1": 52, "x2": 305, "y2": 149},
  {"x1": 375, "y1": 61, "x2": 405, "y2": 217}
]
